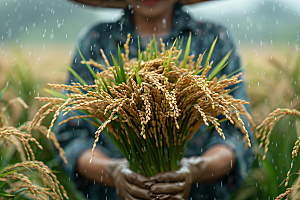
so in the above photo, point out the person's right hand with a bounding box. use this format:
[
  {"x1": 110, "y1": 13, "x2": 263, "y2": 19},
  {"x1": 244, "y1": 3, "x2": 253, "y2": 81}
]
[{"x1": 106, "y1": 158, "x2": 155, "y2": 200}]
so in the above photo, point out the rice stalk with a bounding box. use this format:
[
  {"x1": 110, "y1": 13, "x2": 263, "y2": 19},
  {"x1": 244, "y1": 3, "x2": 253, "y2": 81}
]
[{"x1": 29, "y1": 34, "x2": 253, "y2": 177}]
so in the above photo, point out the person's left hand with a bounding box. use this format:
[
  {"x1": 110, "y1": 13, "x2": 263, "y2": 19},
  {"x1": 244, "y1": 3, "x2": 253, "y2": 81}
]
[{"x1": 149, "y1": 157, "x2": 208, "y2": 200}]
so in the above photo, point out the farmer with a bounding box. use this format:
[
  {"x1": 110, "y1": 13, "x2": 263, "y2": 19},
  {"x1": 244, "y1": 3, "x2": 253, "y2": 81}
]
[{"x1": 53, "y1": 0, "x2": 254, "y2": 199}]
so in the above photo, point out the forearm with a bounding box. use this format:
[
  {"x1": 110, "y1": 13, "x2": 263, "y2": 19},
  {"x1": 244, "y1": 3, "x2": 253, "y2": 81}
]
[
  {"x1": 77, "y1": 148, "x2": 115, "y2": 187},
  {"x1": 195, "y1": 144, "x2": 236, "y2": 183}
]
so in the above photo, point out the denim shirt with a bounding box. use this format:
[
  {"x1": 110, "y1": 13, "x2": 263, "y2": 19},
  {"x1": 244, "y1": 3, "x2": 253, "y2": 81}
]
[{"x1": 53, "y1": 3, "x2": 254, "y2": 200}]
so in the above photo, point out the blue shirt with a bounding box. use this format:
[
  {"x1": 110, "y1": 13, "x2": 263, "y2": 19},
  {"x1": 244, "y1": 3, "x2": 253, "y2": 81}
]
[{"x1": 53, "y1": 3, "x2": 254, "y2": 200}]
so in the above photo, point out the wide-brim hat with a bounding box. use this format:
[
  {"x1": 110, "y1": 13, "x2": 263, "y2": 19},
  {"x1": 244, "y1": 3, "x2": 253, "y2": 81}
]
[{"x1": 69, "y1": 0, "x2": 210, "y2": 8}]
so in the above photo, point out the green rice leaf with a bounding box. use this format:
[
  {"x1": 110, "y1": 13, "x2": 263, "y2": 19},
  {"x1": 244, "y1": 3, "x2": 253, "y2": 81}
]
[
  {"x1": 182, "y1": 32, "x2": 192, "y2": 68},
  {"x1": 208, "y1": 62, "x2": 228, "y2": 81},
  {"x1": 141, "y1": 50, "x2": 145, "y2": 60},
  {"x1": 261, "y1": 161, "x2": 279, "y2": 198},
  {"x1": 96, "y1": 77, "x2": 106, "y2": 92},
  {"x1": 167, "y1": 39, "x2": 177, "y2": 72},
  {"x1": 293, "y1": 53, "x2": 300, "y2": 93},
  {"x1": 149, "y1": 40, "x2": 153, "y2": 60},
  {"x1": 102, "y1": 127, "x2": 126, "y2": 156},
  {"x1": 0, "y1": 170, "x2": 19, "y2": 178},
  {"x1": 100, "y1": 75, "x2": 110, "y2": 94},
  {"x1": 99, "y1": 75, "x2": 110, "y2": 94},
  {"x1": 77, "y1": 45, "x2": 102, "y2": 94},
  {"x1": 65, "y1": 64, "x2": 87, "y2": 86},
  {"x1": 163, "y1": 51, "x2": 167, "y2": 70},
  {"x1": 44, "y1": 89, "x2": 68, "y2": 99},
  {"x1": 132, "y1": 64, "x2": 142, "y2": 86},
  {"x1": 179, "y1": 36, "x2": 184, "y2": 49},
  {"x1": 208, "y1": 49, "x2": 232, "y2": 80},
  {"x1": 111, "y1": 53, "x2": 122, "y2": 83},
  {"x1": 0, "y1": 84, "x2": 8, "y2": 101},
  {"x1": 153, "y1": 34, "x2": 158, "y2": 58},
  {"x1": 118, "y1": 44, "x2": 126, "y2": 82},
  {"x1": 138, "y1": 52, "x2": 142, "y2": 71},
  {"x1": 111, "y1": 69, "x2": 119, "y2": 85},
  {"x1": 226, "y1": 85, "x2": 241, "y2": 94},
  {"x1": 194, "y1": 68, "x2": 204, "y2": 75},
  {"x1": 76, "y1": 45, "x2": 100, "y2": 83},
  {"x1": 0, "y1": 193, "x2": 14, "y2": 197},
  {"x1": 137, "y1": 35, "x2": 141, "y2": 56},
  {"x1": 145, "y1": 47, "x2": 149, "y2": 61},
  {"x1": 204, "y1": 36, "x2": 218, "y2": 69},
  {"x1": 107, "y1": 77, "x2": 117, "y2": 86}
]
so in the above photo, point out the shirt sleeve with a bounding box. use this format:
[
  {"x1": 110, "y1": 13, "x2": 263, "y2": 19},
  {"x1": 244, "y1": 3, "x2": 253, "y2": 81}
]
[
  {"x1": 195, "y1": 24, "x2": 255, "y2": 197},
  {"x1": 52, "y1": 24, "x2": 115, "y2": 180}
]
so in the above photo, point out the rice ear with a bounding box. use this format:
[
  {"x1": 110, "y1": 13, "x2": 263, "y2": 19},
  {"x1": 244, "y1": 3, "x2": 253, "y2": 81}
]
[{"x1": 28, "y1": 34, "x2": 252, "y2": 176}]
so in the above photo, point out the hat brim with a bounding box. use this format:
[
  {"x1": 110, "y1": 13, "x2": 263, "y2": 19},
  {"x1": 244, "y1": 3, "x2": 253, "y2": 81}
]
[{"x1": 68, "y1": 0, "x2": 210, "y2": 8}]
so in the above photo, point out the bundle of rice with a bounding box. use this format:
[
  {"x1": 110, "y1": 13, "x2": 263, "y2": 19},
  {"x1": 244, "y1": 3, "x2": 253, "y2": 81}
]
[{"x1": 29, "y1": 33, "x2": 253, "y2": 177}]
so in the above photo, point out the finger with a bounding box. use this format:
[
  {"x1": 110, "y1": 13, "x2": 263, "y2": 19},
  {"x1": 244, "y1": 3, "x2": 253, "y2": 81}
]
[
  {"x1": 150, "y1": 182, "x2": 185, "y2": 194},
  {"x1": 150, "y1": 172, "x2": 185, "y2": 182},
  {"x1": 123, "y1": 178, "x2": 153, "y2": 200},
  {"x1": 117, "y1": 187, "x2": 141, "y2": 200},
  {"x1": 150, "y1": 193, "x2": 172, "y2": 200},
  {"x1": 150, "y1": 193, "x2": 184, "y2": 200},
  {"x1": 124, "y1": 170, "x2": 155, "y2": 189}
]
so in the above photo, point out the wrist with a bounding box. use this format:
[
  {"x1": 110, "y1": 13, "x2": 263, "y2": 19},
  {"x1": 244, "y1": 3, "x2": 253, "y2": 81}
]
[
  {"x1": 182, "y1": 156, "x2": 208, "y2": 184},
  {"x1": 106, "y1": 158, "x2": 128, "y2": 186}
]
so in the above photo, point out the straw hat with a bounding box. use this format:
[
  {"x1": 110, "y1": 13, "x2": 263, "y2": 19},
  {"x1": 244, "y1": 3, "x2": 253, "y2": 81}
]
[{"x1": 69, "y1": 0, "x2": 209, "y2": 8}]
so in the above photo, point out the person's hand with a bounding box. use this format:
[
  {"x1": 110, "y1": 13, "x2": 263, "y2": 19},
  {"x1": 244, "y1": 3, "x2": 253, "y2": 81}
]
[
  {"x1": 106, "y1": 158, "x2": 155, "y2": 200},
  {"x1": 149, "y1": 157, "x2": 208, "y2": 200}
]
